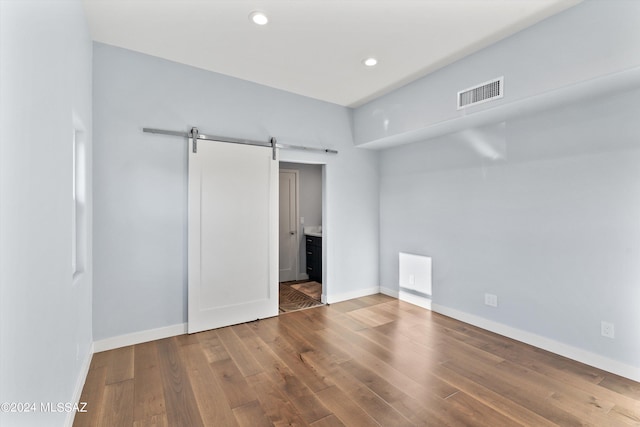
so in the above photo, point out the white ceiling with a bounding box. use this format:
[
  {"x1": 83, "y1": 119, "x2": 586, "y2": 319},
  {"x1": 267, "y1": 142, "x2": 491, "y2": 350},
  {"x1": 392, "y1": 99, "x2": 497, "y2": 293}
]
[{"x1": 82, "y1": 0, "x2": 582, "y2": 107}]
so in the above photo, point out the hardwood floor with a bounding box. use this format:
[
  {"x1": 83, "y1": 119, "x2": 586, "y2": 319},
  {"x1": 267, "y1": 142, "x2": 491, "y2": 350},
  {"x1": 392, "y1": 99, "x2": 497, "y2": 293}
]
[{"x1": 74, "y1": 294, "x2": 640, "y2": 426}]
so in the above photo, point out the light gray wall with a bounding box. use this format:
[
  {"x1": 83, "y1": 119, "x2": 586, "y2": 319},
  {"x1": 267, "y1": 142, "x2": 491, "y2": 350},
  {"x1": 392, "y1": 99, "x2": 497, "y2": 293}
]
[
  {"x1": 379, "y1": 87, "x2": 640, "y2": 368},
  {"x1": 368, "y1": 0, "x2": 640, "y2": 374},
  {"x1": 93, "y1": 43, "x2": 379, "y2": 340},
  {"x1": 280, "y1": 162, "x2": 323, "y2": 229},
  {"x1": 0, "y1": 1, "x2": 93, "y2": 426},
  {"x1": 280, "y1": 162, "x2": 323, "y2": 277},
  {"x1": 354, "y1": 0, "x2": 640, "y2": 147}
]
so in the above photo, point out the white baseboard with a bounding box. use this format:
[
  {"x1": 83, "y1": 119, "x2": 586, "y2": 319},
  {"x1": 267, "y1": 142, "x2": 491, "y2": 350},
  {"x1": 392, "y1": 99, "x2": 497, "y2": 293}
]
[
  {"x1": 379, "y1": 286, "x2": 399, "y2": 298},
  {"x1": 326, "y1": 286, "x2": 380, "y2": 304},
  {"x1": 431, "y1": 303, "x2": 640, "y2": 383},
  {"x1": 65, "y1": 342, "x2": 94, "y2": 427},
  {"x1": 399, "y1": 290, "x2": 432, "y2": 310},
  {"x1": 93, "y1": 323, "x2": 187, "y2": 353},
  {"x1": 381, "y1": 287, "x2": 433, "y2": 310}
]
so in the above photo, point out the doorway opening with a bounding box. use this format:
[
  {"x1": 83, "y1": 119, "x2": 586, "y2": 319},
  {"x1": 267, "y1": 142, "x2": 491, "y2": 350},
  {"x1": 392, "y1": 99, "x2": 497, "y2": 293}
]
[{"x1": 278, "y1": 161, "x2": 324, "y2": 312}]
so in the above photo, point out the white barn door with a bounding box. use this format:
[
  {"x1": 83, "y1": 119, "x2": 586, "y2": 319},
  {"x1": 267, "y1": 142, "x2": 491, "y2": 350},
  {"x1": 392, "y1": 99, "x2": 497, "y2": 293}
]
[{"x1": 188, "y1": 139, "x2": 278, "y2": 333}]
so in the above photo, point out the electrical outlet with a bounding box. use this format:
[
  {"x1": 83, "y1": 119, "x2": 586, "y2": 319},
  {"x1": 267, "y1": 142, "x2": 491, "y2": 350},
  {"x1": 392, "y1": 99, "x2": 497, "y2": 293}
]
[
  {"x1": 408, "y1": 274, "x2": 415, "y2": 286},
  {"x1": 601, "y1": 321, "x2": 615, "y2": 339},
  {"x1": 484, "y1": 293, "x2": 498, "y2": 307}
]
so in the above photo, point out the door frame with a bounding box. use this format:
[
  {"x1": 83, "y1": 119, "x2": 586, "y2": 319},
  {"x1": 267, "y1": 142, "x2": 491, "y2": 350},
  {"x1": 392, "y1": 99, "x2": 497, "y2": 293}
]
[{"x1": 278, "y1": 160, "x2": 326, "y2": 303}]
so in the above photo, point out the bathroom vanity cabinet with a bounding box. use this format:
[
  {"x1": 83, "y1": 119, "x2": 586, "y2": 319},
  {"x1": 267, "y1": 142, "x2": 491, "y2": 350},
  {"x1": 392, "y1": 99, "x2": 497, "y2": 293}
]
[{"x1": 305, "y1": 235, "x2": 322, "y2": 283}]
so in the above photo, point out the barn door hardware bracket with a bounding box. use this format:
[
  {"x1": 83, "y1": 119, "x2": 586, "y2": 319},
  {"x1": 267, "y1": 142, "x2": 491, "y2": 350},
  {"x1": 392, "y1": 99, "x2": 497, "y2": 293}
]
[
  {"x1": 270, "y1": 137, "x2": 277, "y2": 160},
  {"x1": 190, "y1": 127, "x2": 199, "y2": 153}
]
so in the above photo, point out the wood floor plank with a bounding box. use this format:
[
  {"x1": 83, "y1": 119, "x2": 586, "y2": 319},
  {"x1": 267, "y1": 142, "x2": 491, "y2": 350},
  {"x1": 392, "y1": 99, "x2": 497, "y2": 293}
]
[
  {"x1": 315, "y1": 310, "x2": 460, "y2": 399},
  {"x1": 197, "y1": 329, "x2": 232, "y2": 363},
  {"x1": 327, "y1": 298, "x2": 371, "y2": 314},
  {"x1": 318, "y1": 306, "x2": 532, "y2": 425},
  {"x1": 600, "y1": 374, "x2": 640, "y2": 400},
  {"x1": 247, "y1": 372, "x2": 309, "y2": 426},
  {"x1": 497, "y1": 359, "x2": 618, "y2": 424},
  {"x1": 337, "y1": 358, "x2": 406, "y2": 404},
  {"x1": 278, "y1": 312, "x2": 351, "y2": 365},
  {"x1": 445, "y1": 391, "x2": 523, "y2": 427},
  {"x1": 288, "y1": 314, "x2": 464, "y2": 426},
  {"x1": 98, "y1": 380, "x2": 134, "y2": 427},
  {"x1": 232, "y1": 400, "x2": 273, "y2": 427},
  {"x1": 608, "y1": 403, "x2": 640, "y2": 425},
  {"x1": 442, "y1": 352, "x2": 590, "y2": 426},
  {"x1": 133, "y1": 342, "x2": 166, "y2": 423},
  {"x1": 316, "y1": 319, "x2": 458, "y2": 401},
  {"x1": 234, "y1": 324, "x2": 333, "y2": 424},
  {"x1": 173, "y1": 333, "x2": 201, "y2": 347},
  {"x1": 132, "y1": 414, "x2": 169, "y2": 427},
  {"x1": 340, "y1": 358, "x2": 449, "y2": 418},
  {"x1": 282, "y1": 308, "x2": 327, "y2": 331},
  {"x1": 75, "y1": 294, "x2": 640, "y2": 427},
  {"x1": 210, "y1": 357, "x2": 259, "y2": 409},
  {"x1": 432, "y1": 362, "x2": 558, "y2": 427},
  {"x1": 89, "y1": 350, "x2": 111, "y2": 370},
  {"x1": 105, "y1": 346, "x2": 134, "y2": 384},
  {"x1": 216, "y1": 326, "x2": 263, "y2": 377},
  {"x1": 346, "y1": 305, "x2": 396, "y2": 328},
  {"x1": 357, "y1": 293, "x2": 396, "y2": 306},
  {"x1": 300, "y1": 347, "x2": 414, "y2": 427},
  {"x1": 178, "y1": 338, "x2": 240, "y2": 427},
  {"x1": 73, "y1": 362, "x2": 106, "y2": 427},
  {"x1": 247, "y1": 317, "x2": 283, "y2": 343},
  {"x1": 321, "y1": 335, "x2": 462, "y2": 426},
  {"x1": 309, "y1": 414, "x2": 346, "y2": 427},
  {"x1": 435, "y1": 314, "x2": 611, "y2": 389},
  {"x1": 249, "y1": 319, "x2": 334, "y2": 393},
  {"x1": 314, "y1": 386, "x2": 379, "y2": 427},
  {"x1": 515, "y1": 357, "x2": 629, "y2": 406},
  {"x1": 156, "y1": 338, "x2": 205, "y2": 427}
]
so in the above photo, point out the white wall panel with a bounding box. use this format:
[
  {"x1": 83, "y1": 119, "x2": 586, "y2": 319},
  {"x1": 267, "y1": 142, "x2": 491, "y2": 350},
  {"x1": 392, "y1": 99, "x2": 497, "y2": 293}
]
[{"x1": 0, "y1": 1, "x2": 93, "y2": 425}]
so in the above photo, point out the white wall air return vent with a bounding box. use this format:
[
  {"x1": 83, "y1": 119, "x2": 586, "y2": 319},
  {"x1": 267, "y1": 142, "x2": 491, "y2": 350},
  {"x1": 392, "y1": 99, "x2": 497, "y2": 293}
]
[{"x1": 457, "y1": 77, "x2": 504, "y2": 109}]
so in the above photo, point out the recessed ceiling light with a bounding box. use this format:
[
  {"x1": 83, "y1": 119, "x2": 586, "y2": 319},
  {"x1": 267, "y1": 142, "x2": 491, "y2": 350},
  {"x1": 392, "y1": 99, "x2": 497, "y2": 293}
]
[
  {"x1": 249, "y1": 11, "x2": 268, "y2": 26},
  {"x1": 362, "y1": 57, "x2": 378, "y2": 67}
]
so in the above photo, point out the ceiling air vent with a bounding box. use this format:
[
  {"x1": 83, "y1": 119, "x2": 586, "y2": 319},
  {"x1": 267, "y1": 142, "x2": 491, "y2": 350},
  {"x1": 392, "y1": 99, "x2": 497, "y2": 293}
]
[{"x1": 457, "y1": 77, "x2": 504, "y2": 109}]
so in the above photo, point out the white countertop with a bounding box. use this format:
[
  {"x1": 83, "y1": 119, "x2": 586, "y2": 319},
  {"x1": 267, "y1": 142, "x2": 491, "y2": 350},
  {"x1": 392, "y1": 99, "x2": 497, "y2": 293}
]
[{"x1": 304, "y1": 226, "x2": 322, "y2": 237}]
